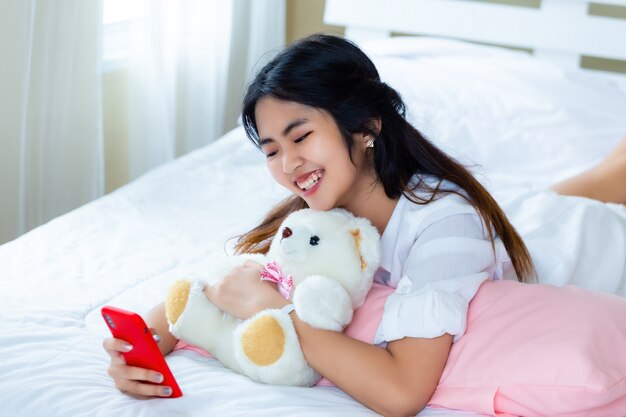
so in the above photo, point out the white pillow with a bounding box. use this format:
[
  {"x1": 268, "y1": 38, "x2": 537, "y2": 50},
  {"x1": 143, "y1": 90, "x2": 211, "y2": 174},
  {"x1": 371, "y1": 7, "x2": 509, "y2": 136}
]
[{"x1": 362, "y1": 37, "x2": 626, "y2": 193}]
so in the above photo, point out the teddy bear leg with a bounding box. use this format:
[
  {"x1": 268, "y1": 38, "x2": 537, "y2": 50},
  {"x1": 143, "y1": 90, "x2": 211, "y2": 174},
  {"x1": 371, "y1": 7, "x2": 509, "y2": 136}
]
[
  {"x1": 233, "y1": 309, "x2": 319, "y2": 386},
  {"x1": 165, "y1": 280, "x2": 239, "y2": 361}
]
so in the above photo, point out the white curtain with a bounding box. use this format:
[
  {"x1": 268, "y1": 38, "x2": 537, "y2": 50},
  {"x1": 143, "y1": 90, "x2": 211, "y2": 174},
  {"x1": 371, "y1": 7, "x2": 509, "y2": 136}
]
[
  {"x1": 127, "y1": 0, "x2": 285, "y2": 180},
  {"x1": 0, "y1": 0, "x2": 104, "y2": 245},
  {"x1": 0, "y1": 0, "x2": 284, "y2": 245}
]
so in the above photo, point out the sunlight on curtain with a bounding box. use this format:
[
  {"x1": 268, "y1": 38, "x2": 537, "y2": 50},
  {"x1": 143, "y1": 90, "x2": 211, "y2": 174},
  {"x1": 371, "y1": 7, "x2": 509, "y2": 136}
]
[
  {"x1": 0, "y1": 0, "x2": 104, "y2": 245},
  {"x1": 126, "y1": 0, "x2": 285, "y2": 180},
  {"x1": 0, "y1": 0, "x2": 284, "y2": 244}
]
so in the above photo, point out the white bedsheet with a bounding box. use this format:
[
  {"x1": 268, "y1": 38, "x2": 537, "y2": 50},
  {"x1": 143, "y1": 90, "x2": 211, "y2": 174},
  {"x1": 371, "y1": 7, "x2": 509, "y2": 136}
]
[
  {"x1": 0, "y1": 128, "x2": 487, "y2": 417},
  {"x1": 2, "y1": 37, "x2": 626, "y2": 417}
]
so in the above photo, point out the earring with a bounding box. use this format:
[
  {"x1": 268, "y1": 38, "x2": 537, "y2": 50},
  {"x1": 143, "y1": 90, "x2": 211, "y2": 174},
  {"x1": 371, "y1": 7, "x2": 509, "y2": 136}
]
[{"x1": 366, "y1": 139, "x2": 374, "y2": 148}]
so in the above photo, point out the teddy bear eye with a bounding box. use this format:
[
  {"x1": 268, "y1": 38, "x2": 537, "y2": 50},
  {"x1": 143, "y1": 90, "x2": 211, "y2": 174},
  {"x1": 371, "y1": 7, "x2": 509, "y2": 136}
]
[{"x1": 309, "y1": 235, "x2": 320, "y2": 246}]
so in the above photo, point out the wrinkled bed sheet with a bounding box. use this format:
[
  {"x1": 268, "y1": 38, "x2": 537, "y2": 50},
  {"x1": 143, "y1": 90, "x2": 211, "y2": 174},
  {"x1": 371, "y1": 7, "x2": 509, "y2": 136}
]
[{"x1": 0, "y1": 128, "x2": 486, "y2": 417}]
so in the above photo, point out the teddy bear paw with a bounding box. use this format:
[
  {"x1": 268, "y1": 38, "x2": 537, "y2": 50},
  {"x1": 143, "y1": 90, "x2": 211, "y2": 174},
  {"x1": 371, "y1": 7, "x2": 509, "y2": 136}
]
[
  {"x1": 240, "y1": 314, "x2": 286, "y2": 366},
  {"x1": 165, "y1": 279, "x2": 192, "y2": 325},
  {"x1": 234, "y1": 309, "x2": 319, "y2": 386},
  {"x1": 293, "y1": 275, "x2": 353, "y2": 331},
  {"x1": 164, "y1": 279, "x2": 225, "y2": 351}
]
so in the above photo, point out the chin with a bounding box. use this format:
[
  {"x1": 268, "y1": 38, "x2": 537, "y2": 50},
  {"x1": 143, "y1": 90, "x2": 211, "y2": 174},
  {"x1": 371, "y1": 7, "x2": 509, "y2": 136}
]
[
  {"x1": 294, "y1": 183, "x2": 337, "y2": 211},
  {"x1": 305, "y1": 199, "x2": 336, "y2": 211}
]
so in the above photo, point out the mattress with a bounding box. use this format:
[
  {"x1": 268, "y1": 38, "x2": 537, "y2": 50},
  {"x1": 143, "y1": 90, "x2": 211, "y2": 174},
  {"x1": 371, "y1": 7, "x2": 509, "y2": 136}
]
[{"x1": 1, "y1": 37, "x2": 626, "y2": 417}]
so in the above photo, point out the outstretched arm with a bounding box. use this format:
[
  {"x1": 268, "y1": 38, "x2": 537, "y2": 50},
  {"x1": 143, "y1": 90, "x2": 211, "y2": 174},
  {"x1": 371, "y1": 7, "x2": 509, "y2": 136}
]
[{"x1": 145, "y1": 302, "x2": 179, "y2": 356}]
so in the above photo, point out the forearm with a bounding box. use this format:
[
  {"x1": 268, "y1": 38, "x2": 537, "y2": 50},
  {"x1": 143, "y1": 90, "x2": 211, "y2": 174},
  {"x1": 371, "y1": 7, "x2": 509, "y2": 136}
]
[
  {"x1": 145, "y1": 302, "x2": 178, "y2": 356},
  {"x1": 289, "y1": 311, "x2": 452, "y2": 417}
]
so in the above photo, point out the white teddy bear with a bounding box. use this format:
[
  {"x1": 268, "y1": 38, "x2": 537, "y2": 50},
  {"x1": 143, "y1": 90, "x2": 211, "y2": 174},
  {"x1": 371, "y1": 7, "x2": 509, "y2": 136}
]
[{"x1": 164, "y1": 208, "x2": 381, "y2": 387}]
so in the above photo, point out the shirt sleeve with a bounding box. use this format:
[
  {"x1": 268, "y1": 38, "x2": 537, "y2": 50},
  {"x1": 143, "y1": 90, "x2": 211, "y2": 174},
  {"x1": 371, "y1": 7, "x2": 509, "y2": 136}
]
[{"x1": 377, "y1": 213, "x2": 499, "y2": 344}]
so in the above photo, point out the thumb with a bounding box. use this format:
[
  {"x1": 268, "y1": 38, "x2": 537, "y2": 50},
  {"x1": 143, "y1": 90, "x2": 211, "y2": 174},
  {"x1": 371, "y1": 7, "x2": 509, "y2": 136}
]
[
  {"x1": 148, "y1": 328, "x2": 162, "y2": 344},
  {"x1": 202, "y1": 284, "x2": 215, "y2": 302}
]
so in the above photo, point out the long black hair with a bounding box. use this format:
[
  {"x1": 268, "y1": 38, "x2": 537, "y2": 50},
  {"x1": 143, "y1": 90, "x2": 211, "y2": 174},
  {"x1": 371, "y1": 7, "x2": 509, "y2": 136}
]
[{"x1": 237, "y1": 34, "x2": 534, "y2": 282}]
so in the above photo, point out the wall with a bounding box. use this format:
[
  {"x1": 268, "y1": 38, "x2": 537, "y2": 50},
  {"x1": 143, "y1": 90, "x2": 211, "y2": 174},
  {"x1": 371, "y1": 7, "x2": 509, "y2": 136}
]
[
  {"x1": 102, "y1": 69, "x2": 130, "y2": 193},
  {"x1": 286, "y1": 0, "x2": 344, "y2": 44}
]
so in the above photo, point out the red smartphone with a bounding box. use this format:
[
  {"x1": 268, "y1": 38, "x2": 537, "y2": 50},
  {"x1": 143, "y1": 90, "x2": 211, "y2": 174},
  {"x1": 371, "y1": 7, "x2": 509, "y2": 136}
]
[{"x1": 101, "y1": 305, "x2": 183, "y2": 398}]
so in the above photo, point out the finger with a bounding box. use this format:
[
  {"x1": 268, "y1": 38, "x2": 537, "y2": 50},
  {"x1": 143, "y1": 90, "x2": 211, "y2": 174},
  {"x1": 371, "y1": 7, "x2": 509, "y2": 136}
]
[
  {"x1": 148, "y1": 328, "x2": 162, "y2": 344},
  {"x1": 243, "y1": 260, "x2": 263, "y2": 270},
  {"x1": 203, "y1": 284, "x2": 214, "y2": 300},
  {"x1": 106, "y1": 350, "x2": 126, "y2": 367},
  {"x1": 116, "y1": 379, "x2": 173, "y2": 398},
  {"x1": 262, "y1": 280, "x2": 279, "y2": 291},
  {"x1": 109, "y1": 364, "x2": 165, "y2": 385},
  {"x1": 103, "y1": 337, "x2": 133, "y2": 355},
  {"x1": 124, "y1": 391, "x2": 151, "y2": 400},
  {"x1": 229, "y1": 265, "x2": 245, "y2": 275}
]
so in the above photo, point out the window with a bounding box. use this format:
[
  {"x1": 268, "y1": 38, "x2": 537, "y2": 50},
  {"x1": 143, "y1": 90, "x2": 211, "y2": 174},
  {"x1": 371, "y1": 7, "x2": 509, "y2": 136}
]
[{"x1": 102, "y1": 0, "x2": 142, "y2": 71}]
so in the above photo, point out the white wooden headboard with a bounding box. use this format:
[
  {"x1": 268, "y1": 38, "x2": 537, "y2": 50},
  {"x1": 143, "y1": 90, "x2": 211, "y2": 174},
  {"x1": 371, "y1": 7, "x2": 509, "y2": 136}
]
[{"x1": 324, "y1": 0, "x2": 626, "y2": 89}]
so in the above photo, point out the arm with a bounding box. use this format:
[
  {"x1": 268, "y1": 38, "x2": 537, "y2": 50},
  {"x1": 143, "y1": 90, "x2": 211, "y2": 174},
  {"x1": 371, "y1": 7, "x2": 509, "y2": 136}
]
[
  {"x1": 205, "y1": 261, "x2": 453, "y2": 416},
  {"x1": 145, "y1": 302, "x2": 179, "y2": 356},
  {"x1": 103, "y1": 302, "x2": 179, "y2": 398},
  {"x1": 290, "y1": 311, "x2": 452, "y2": 417}
]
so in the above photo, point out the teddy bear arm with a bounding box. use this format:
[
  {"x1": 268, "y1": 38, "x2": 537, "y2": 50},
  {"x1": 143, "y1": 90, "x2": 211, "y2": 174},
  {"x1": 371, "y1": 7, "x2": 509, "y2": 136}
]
[{"x1": 293, "y1": 275, "x2": 353, "y2": 331}]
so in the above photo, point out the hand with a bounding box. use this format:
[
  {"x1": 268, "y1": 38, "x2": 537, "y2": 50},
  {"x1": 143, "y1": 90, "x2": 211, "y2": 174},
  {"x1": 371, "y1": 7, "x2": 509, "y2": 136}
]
[
  {"x1": 203, "y1": 260, "x2": 288, "y2": 320},
  {"x1": 103, "y1": 332, "x2": 173, "y2": 399}
]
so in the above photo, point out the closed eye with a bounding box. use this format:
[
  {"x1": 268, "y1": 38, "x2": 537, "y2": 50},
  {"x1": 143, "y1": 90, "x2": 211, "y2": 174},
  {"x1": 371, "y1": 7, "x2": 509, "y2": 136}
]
[
  {"x1": 294, "y1": 132, "x2": 312, "y2": 143},
  {"x1": 264, "y1": 132, "x2": 311, "y2": 158}
]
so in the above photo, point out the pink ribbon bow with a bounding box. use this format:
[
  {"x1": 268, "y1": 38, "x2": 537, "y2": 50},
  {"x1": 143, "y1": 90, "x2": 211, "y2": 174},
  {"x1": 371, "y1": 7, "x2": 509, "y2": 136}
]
[{"x1": 260, "y1": 260, "x2": 293, "y2": 299}]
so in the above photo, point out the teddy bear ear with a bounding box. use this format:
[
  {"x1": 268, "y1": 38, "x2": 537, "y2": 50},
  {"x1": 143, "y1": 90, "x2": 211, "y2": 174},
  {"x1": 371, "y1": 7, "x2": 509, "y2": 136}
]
[{"x1": 345, "y1": 217, "x2": 381, "y2": 275}]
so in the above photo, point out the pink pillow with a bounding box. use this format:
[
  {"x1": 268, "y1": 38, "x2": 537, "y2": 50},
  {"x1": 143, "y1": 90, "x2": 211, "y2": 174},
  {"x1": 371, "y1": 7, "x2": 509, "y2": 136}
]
[
  {"x1": 429, "y1": 280, "x2": 626, "y2": 417},
  {"x1": 174, "y1": 279, "x2": 626, "y2": 416}
]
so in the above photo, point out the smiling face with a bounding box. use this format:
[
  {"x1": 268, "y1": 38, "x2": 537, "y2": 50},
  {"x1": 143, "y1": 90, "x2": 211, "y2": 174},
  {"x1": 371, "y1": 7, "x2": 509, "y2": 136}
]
[{"x1": 255, "y1": 97, "x2": 374, "y2": 211}]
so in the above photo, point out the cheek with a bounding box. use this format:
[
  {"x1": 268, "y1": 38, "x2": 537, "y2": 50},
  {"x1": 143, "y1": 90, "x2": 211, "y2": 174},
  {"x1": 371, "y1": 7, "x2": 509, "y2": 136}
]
[
  {"x1": 267, "y1": 161, "x2": 292, "y2": 187},
  {"x1": 331, "y1": 150, "x2": 358, "y2": 179}
]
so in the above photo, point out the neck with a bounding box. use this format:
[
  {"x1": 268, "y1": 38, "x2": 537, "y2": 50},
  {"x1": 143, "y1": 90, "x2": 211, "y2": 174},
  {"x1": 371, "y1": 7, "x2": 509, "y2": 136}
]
[{"x1": 341, "y1": 176, "x2": 399, "y2": 237}]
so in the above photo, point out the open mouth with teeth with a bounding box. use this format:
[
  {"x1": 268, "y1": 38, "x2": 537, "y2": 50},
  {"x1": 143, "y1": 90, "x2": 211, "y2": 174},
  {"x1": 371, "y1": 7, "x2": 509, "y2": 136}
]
[{"x1": 295, "y1": 169, "x2": 324, "y2": 192}]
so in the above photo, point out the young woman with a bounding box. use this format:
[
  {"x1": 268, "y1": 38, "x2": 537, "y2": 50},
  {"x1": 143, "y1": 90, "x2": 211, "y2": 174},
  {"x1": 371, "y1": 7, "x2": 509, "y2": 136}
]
[{"x1": 104, "y1": 34, "x2": 626, "y2": 416}]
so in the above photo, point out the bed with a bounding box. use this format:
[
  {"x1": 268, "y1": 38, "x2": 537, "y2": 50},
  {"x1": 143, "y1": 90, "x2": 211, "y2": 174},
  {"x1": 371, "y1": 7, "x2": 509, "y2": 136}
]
[{"x1": 2, "y1": 1, "x2": 626, "y2": 416}]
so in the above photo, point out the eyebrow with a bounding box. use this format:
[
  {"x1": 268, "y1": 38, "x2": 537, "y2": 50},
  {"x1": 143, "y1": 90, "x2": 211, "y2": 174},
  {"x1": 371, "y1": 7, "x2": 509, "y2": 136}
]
[{"x1": 259, "y1": 118, "x2": 309, "y2": 146}]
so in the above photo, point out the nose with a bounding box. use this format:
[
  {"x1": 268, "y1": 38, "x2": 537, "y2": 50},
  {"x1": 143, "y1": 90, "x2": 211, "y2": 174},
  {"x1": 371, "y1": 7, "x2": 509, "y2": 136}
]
[
  {"x1": 282, "y1": 147, "x2": 303, "y2": 174},
  {"x1": 282, "y1": 227, "x2": 292, "y2": 239}
]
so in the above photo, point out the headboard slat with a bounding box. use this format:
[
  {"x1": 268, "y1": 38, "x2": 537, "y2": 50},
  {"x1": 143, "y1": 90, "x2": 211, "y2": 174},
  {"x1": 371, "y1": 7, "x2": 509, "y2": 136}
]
[{"x1": 324, "y1": 0, "x2": 626, "y2": 61}]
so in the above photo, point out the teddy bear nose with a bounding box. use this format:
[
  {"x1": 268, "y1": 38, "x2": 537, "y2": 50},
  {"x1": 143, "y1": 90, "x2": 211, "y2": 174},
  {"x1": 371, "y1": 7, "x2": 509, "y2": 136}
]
[{"x1": 282, "y1": 227, "x2": 292, "y2": 239}]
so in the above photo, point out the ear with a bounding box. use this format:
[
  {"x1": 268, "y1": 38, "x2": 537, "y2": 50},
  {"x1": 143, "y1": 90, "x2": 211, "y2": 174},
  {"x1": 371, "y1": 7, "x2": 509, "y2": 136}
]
[
  {"x1": 352, "y1": 118, "x2": 382, "y2": 147},
  {"x1": 349, "y1": 229, "x2": 366, "y2": 271},
  {"x1": 365, "y1": 117, "x2": 382, "y2": 136},
  {"x1": 346, "y1": 217, "x2": 381, "y2": 277}
]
